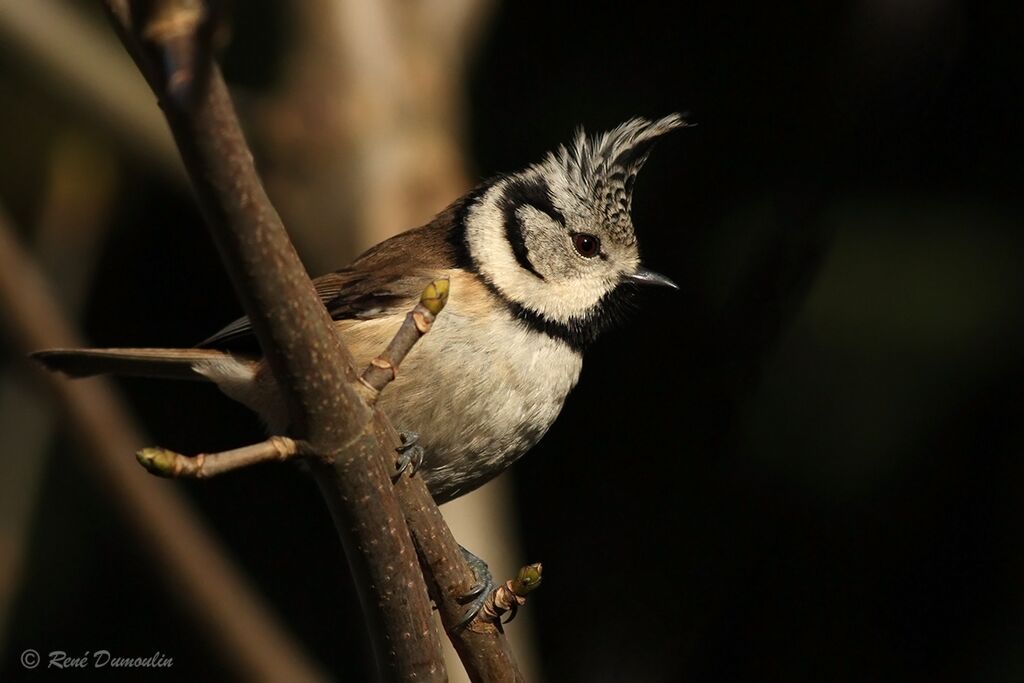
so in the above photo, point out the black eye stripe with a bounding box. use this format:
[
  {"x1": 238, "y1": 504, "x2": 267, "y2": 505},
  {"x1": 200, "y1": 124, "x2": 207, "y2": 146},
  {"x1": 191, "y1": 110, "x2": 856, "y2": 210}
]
[
  {"x1": 510, "y1": 179, "x2": 566, "y2": 226},
  {"x1": 500, "y1": 177, "x2": 565, "y2": 279}
]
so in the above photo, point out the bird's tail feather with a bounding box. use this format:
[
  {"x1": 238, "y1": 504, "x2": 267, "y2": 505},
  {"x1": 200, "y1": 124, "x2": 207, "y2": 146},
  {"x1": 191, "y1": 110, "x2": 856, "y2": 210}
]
[{"x1": 30, "y1": 348, "x2": 252, "y2": 382}]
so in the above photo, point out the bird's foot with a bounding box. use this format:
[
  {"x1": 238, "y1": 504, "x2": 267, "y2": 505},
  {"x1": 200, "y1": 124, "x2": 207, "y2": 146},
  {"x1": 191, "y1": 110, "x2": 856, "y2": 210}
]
[
  {"x1": 456, "y1": 546, "x2": 497, "y2": 627},
  {"x1": 393, "y1": 431, "x2": 424, "y2": 480}
]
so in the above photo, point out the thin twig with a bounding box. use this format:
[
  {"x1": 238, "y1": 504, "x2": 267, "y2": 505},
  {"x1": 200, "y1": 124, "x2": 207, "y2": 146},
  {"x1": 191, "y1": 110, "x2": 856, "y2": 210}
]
[
  {"x1": 136, "y1": 436, "x2": 311, "y2": 478},
  {"x1": 102, "y1": 2, "x2": 445, "y2": 679},
  {"x1": 359, "y1": 277, "x2": 449, "y2": 399},
  {"x1": 0, "y1": 205, "x2": 329, "y2": 682}
]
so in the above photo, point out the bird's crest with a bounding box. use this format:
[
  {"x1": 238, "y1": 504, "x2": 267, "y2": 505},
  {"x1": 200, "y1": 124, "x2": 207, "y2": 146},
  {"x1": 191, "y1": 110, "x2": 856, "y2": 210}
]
[{"x1": 538, "y1": 114, "x2": 689, "y2": 242}]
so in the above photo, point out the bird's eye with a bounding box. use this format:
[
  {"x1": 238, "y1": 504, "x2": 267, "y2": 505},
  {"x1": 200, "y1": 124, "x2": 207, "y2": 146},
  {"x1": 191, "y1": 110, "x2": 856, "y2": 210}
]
[{"x1": 571, "y1": 233, "x2": 601, "y2": 258}]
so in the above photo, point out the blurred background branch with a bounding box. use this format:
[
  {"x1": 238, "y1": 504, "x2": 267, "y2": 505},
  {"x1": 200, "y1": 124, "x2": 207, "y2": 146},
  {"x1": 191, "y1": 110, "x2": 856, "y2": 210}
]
[
  {"x1": 0, "y1": 203, "x2": 327, "y2": 681},
  {"x1": 0, "y1": 0, "x2": 182, "y2": 178},
  {"x1": 0, "y1": 133, "x2": 116, "y2": 649}
]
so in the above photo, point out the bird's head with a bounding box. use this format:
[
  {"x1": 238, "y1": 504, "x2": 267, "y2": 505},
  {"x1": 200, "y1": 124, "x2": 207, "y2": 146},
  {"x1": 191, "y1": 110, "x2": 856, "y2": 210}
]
[{"x1": 460, "y1": 114, "x2": 687, "y2": 348}]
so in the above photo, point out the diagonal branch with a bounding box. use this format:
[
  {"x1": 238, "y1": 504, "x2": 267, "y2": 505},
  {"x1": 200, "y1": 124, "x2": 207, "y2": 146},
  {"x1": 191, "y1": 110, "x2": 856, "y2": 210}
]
[
  {"x1": 102, "y1": 2, "x2": 531, "y2": 680},
  {"x1": 102, "y1": 1, "x2": 444, "y2": 679},
  {"x1": 0, "y1": 205, "x2": 329, "y2": 682}
]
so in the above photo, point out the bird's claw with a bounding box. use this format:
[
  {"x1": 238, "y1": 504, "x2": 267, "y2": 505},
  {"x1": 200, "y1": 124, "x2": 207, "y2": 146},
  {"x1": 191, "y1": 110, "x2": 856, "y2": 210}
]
[
  {"x1": 456, "y1": 546, "x2": 496, "y2": 628},
  {"x1": 394, "y1": 431, "x2": 424, "y2": 480}
]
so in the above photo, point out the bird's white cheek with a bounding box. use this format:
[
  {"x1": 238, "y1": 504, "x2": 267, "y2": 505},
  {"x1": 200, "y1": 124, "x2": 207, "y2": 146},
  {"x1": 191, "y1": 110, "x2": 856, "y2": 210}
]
[{"x1": 465, "y1": 187, "x2": 609, "y2": 323}]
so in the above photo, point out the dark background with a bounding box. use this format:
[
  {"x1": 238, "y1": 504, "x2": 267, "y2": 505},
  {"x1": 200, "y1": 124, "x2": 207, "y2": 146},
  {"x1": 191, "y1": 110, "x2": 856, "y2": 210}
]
[{"x1": 3, "y1": 0, "x2": 1023, "y2": 681}]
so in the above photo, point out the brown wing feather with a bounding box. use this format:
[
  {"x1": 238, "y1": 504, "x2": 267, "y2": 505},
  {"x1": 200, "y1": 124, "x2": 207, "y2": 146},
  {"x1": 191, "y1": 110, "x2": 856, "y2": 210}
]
[{"x1": 200, "y1": 207, "x2": 460, "y2": 349}]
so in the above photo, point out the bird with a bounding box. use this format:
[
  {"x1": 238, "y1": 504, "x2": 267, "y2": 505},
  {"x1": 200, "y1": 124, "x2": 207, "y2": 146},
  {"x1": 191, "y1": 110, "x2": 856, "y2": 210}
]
[{"x1": 34, "y1": 114, "x2": 684, "y2": 505}]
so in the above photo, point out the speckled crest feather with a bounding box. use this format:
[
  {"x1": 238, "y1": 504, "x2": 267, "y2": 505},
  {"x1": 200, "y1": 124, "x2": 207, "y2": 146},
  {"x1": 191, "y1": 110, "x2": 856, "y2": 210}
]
[{"x1": 537, "y1": 114, "x2": 688, "y2": 243}]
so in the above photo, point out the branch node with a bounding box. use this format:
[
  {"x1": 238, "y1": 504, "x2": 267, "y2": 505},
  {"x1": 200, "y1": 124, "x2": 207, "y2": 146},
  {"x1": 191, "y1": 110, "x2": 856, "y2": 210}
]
[
  {"x1": 371, "y1": 356, "x2": 397, "y2": 378},
  {"x1": 412, "y1": 310, "x2": 431, "y2": 334}
]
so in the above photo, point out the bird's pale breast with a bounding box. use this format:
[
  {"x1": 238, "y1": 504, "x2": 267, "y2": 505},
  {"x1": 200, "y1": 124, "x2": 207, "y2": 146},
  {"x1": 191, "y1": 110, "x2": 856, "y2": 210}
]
[{"x1": 340, "y1": 271, "x2": 583, "y2": 502}]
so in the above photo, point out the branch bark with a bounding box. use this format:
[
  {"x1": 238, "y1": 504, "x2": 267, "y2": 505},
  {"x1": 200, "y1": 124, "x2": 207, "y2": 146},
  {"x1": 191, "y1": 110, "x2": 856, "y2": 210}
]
[{"x1": 102, "y1": 2, "x2": 445, "y2": 680}]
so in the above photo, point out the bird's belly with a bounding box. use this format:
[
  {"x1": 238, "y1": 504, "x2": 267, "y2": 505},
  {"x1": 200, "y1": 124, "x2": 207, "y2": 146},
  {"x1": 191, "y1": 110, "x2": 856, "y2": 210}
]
[{"x1": 372, "y1": 312, "x2": 583, "y2": 503}]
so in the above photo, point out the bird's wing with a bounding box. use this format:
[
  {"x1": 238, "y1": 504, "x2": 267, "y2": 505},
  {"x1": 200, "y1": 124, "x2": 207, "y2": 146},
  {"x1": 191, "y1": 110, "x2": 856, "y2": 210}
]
[{"x1": 199, "y1": 213, "x2": 460, "y2": 350}]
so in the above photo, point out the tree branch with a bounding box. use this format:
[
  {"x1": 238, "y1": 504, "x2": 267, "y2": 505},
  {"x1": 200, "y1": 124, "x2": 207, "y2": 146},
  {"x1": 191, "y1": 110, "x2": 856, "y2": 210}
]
[
  {"x1": 102, "y1": 2, "x2": 445, "y2": 679},
  {"x1": 103, "y1": 2, "x2": 533, "y2": 680}
]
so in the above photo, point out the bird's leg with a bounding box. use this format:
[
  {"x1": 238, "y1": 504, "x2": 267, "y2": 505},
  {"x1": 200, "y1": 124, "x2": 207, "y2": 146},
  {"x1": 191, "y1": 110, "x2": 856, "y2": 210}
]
[
  {"x1": 394, "y1": 431, "x2": 424, "y2": 479},
  {"x1": 456, "y1": 545, "x2": 497, "y2": 627}
]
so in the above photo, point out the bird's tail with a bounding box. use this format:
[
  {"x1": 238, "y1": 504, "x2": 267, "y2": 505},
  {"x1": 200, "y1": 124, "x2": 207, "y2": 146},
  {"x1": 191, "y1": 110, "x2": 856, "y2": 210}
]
[{"x1": 30, "y1": 348, "x2": 254, "y2": 382}]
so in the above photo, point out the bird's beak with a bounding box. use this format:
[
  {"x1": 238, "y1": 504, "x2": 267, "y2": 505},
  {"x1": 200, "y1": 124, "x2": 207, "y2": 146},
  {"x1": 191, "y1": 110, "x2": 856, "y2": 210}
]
[{"x1": 628, "y1": 267, "x2": 679, "y2": 290}]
